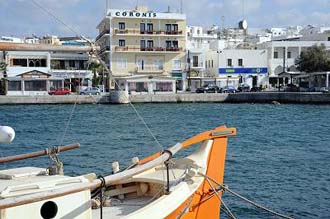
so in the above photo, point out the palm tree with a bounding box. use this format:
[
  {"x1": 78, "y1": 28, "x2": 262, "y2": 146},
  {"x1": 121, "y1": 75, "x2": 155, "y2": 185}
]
[
  {"x1": 0, "y1": 61, "x2": 7, "y2": 79},
  {"x1": 88, "y1": 61, "x2": 103, "y2": 87}
]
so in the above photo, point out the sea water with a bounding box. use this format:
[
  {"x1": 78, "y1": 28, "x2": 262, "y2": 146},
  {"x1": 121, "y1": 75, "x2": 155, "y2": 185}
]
[{"x1": 0, "y1": 103, "x2": 329, "y2": 218}]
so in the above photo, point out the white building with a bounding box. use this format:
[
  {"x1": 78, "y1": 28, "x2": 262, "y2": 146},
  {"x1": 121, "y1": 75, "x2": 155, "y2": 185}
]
[
  {"x1": 186, "y1": 26, "x2": 218, "y2": 90},
  {"x1": 0, "y1": 36, "x2": 23, "y2": 43},
  {"x1": 205, "y1": 49, "x2": 268, "y2": 89},
  {"x1": 0, "y1": 43, "x2": 92, "y2": 95},
  {"x1": 259, "y1": 40, "x2": 330, "y2": 88}
]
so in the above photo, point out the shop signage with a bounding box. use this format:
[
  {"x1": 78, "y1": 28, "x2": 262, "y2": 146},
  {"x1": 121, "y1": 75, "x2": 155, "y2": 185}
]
[{"x1": 219, "y1": 67, "x2": 267, "y2": 74}]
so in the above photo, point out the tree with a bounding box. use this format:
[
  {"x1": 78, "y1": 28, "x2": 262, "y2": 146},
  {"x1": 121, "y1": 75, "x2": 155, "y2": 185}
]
[
  {"x1": 295, "y1": 44, "x2": 330, "y2": 73},
  {"x1": 0, "y1": 61, "x2": 7, "y2": 78},
  {"x1": 88, "y1": 61, "x2": 103, "y2": 87}
]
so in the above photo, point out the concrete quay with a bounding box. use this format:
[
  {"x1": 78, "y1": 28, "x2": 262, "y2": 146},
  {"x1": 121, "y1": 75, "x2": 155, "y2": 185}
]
[
  {"x1": 0, "y1": 95, "x2": 109, "y2": 105},
  {"x1": 129, "y1": 92, "x2": 330, "y2": 104},
  {"x1": 0, "y1": 92, "x2": 330, "y2": 105}
]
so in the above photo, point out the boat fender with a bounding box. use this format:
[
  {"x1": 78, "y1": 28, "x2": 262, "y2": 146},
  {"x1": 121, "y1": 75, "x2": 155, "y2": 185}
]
[
  {"x1": 186, "y1": 168, "x2": 198, "y2": 178},
  {"x1": 131, "y1": 157, "x2": 139, "y2": 164},
  {"x1": 139, "y1": 183, "x2": 149, "y2": 195},
  {"x1": 112, "y1": 161, "x2": 120, "y2": 173},
  {"x1": 0, "y1": 126, "x2": 15, "y2": 143}
]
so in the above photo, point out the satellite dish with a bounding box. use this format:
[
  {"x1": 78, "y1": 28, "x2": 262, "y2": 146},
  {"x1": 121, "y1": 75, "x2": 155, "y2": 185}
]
[
  {"x1": 239, "y1": 20, "x2": 248, "y2": 30},
  {"x1": 0, "y1": 126, "x2": 15, "y2": 143}
]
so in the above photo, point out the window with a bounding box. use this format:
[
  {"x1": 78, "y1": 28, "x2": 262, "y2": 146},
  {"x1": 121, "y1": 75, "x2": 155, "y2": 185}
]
[
  {"x1": 140, "y1": 23, "x2": 146, "y2": 32},
  {"x1": 287, "y1": 51, "x2": 291, "y2": 59},
  {"x1": 154, "y1": 59, "x2": 164, "y2": 70},
  {"x1": 156, "y1": 82, "x2": 173, "y2": 92},
  {"x1": 119, "y1": 39, "x2": 125, "y2": 47},
  {"x1": 28, "y1": 59, "x2": 47, "y2": 67},
  {"x1": 137, "y1": 59, "x2": 145, "y2": 70},
  {"x1": 227, "y1": 59, "x2": 232, "y2": 67},
  {"x1": 147, "y1": 40, "x2": 154, "y2": 48},
  {"x1": 274, "y1": 51, "x2": 278, "y2": 59},
  {"x1": 8, "y1": 81, "x2": 21, "y2": 91},
  {"x1": 116, "y1": 58, "x2": 127, "y2": 69},
  {"x1": 193, "y1": 56, "x2": 198, "y2": 67},
  {"x1": 69, "y1": 60, "x2": 75, "y2": 68},
  {"x1": 24, "y1": 81, "x2": 47, "y2": 91},
  {"x1": 165, "y1": 24, "x2": 171, "y2": 32},
  {"x1": 140, "y1": 40, "x2": 146, "y2": 49},
  {"x1": 12, "y1": 59, "x2": 27, "y2": 67},
  {"x1": 147, "y1": 23, "x2": 153, "y2": 32},
  {"x1": 173, "y1": 60, "x2": 181, "y2": 69},
  {"x1": 119, "y1": 22, "x2": 125, "y2": 30},
  {"x1": 50, "y1": 80, "x2": 62, "y2": 90},
  {"x1": 205, "y1": 61, "x2": 207, "y2": 69},
  {"x1": 238, "y1": 59, "x2": 243, "y2": 66},
  {"x1": 328, "y1": 37, "x2": 330, "y2": 41},
  {"x1": 166, "y1": 40, "x2": 172, "y2": 48},
  {"x1": 208, "y1": 60, "x2": 210, "y2": 68},
  {"x1": 172, "y1": 41, "x2": 178, "y2": 48},
  {"x1": 172, "y1": 24, "x2": 178, "y2": 31},
  {"x1": 211, "y1": 60, "x2": 214, "y2": 68}
]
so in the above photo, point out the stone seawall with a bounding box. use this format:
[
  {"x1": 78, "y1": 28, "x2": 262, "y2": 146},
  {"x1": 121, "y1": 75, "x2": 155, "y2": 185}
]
[
  {"x1": 0, "y1": 95, "x2": 109, "y2": 105},
  {"x1": 129, "y1": 92, "x2": 330, "y2": 104},
  {"x1": 0, "y1": 92, "x2": 330, "y2": 105}
]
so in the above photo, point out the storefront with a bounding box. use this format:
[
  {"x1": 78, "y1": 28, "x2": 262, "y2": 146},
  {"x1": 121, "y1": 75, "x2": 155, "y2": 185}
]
[
  {"x1": 5, "y1": 70, "x2": 63, "y2": 96},
  {"x1": 116, "y1": 75, "x2": 176, "y2": 94}
]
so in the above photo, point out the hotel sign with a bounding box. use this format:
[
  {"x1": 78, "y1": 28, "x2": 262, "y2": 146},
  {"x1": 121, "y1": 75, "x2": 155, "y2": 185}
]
[
  {"x1": 219, "y1": 67, "x2": 268, "y2": 74},
  {"x1": 114, "y1": 11, "x2": 157, "y2": 18}
]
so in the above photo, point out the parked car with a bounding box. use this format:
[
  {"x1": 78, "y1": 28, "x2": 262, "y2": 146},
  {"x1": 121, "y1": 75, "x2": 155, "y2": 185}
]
[
  {"x1": 80, "y1": 87, "x2": 101, "y2": 95},
  {"x1": 283, "y1": 84, "x2": 299, "y2": 92},
  {"x1": 237, "y1": 84, "x2": 250, "y2": 92},
  {"x1": 320, "y1": 87, "x2": 330, "y2": 93},
  {"x1": 220, "y1": 86, "x2": 237, "y2": 93},
  {"x1": 196, "y1": 84, "x2": 220, "y2": 93},
  {"x1": 48, "y1": 88, "x2": 71, "y2": 95},
  {"x1": 250, "y1": 87, "x2": 262, "y2": 92}
]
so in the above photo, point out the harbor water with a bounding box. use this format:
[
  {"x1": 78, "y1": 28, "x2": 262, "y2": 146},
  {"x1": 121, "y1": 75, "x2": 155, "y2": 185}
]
[{"x1": 0, "y1": 103, "x2": 329, "y2": 218}]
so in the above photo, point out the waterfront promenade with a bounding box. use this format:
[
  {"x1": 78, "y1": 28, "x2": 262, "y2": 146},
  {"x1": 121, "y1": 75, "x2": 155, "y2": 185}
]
[{"x1": 1, "y1": 92, "x2": 330, "y2": 104}]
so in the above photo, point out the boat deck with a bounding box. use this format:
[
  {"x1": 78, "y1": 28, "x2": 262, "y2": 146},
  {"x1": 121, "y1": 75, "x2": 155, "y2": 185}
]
[{"x1": 92, "y1": 197, "x2": 154, "y2": 219}]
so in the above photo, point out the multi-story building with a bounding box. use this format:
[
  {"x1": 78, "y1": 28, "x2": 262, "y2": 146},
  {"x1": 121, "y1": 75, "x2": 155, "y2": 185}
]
[
  {"x1": 206, "y1": 49, "x2": 268, "y2": 89},
  {"x1": 96, "y1": 5, "x2": 186, "y2": 93},
  {"x1": 259, "y1": 41, "x2": 330, "y2": 88},
  {"x1": 0, "y1": 43, "x2": 92, "y2": 95},
  {"x1": 186, "y1": 26, "x2": 217, "y2": 90}
]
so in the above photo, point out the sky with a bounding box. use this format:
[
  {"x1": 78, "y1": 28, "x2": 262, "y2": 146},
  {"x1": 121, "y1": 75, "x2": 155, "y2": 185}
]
[{"x1": 0, "y1": 0, "x2": 330, "y2": 38}]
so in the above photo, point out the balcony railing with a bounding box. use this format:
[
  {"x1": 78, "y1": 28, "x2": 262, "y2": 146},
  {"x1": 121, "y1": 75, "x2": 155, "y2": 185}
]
[
  {"x1": 96, "y1": 29, "x2": 110, "y2": 41},
  {"x1": 115, "y1": 46, "x2": 183, "y2": 53},
  {"x1": 99, "y1": 46, "x2": 110, "y2": 54},
  {"x1": 136, "y1": 66, "x2": 164, "y2": 73},
  {"x1": 114, "y1": 29, "x2": 183, "y2": 36}
]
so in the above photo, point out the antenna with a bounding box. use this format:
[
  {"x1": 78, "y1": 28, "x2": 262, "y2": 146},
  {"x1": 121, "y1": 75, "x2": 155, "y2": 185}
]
[
  {"x1": 242, "y1": 0, "x2": 245, "y2": 19},
  {"x1": 180, "y1": 0, "x2": 183, "y2": 14},
  {"x1": 105, "y1": 0, "x2": 109, "y2": 15}
]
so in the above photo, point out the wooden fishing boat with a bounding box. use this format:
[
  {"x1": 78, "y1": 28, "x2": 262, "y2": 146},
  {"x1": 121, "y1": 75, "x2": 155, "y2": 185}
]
[{"x1": 0, "y1": 125, "x2": 236, "y2": 219}]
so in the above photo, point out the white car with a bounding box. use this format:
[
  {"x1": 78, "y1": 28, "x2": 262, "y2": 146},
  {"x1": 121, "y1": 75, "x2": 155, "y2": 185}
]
[{"x1": 79, "y1": 87, "x2": 101, "y2": 95}]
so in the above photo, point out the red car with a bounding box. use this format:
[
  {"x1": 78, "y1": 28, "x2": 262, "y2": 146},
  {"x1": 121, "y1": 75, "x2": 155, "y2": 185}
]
[{"x1": 48, "y1": 88, "x2": 71, "y2": 95}]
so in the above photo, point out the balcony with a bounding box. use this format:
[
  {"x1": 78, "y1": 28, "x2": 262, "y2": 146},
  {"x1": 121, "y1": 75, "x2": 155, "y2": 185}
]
[
  {"x1": 192, "y1": 62, "x2": 204, "y2": 69},
  {"x1": 114, "y1": 29, "x2": 184, "y2": 36},
  {"x1": 136, "y1": 66, "x2": 164, "y2": 74},
  {"x1": 99, "y1": 46, "x2": 110, "y2": 54},
  {"x1": 114, "y1": 46, "x2": 183, "y2": 53},
  {"x1": 96, "y1": 29, "x2": 110, "y2": 41}
]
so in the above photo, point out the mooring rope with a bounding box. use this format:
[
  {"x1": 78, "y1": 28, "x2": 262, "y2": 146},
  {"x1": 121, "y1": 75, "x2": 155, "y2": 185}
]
[{"x1": 199, "y1": 172, "x2": 295, "y2": 219}]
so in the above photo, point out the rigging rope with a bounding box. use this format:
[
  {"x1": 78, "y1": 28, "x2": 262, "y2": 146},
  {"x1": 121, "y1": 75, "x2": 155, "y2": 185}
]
[
  {"x1": 30, "y1": 0, "x2": 163, "y2": 151},
  {"x1": 199, "y1": 173, "x2": 295, "y2": 219}
]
